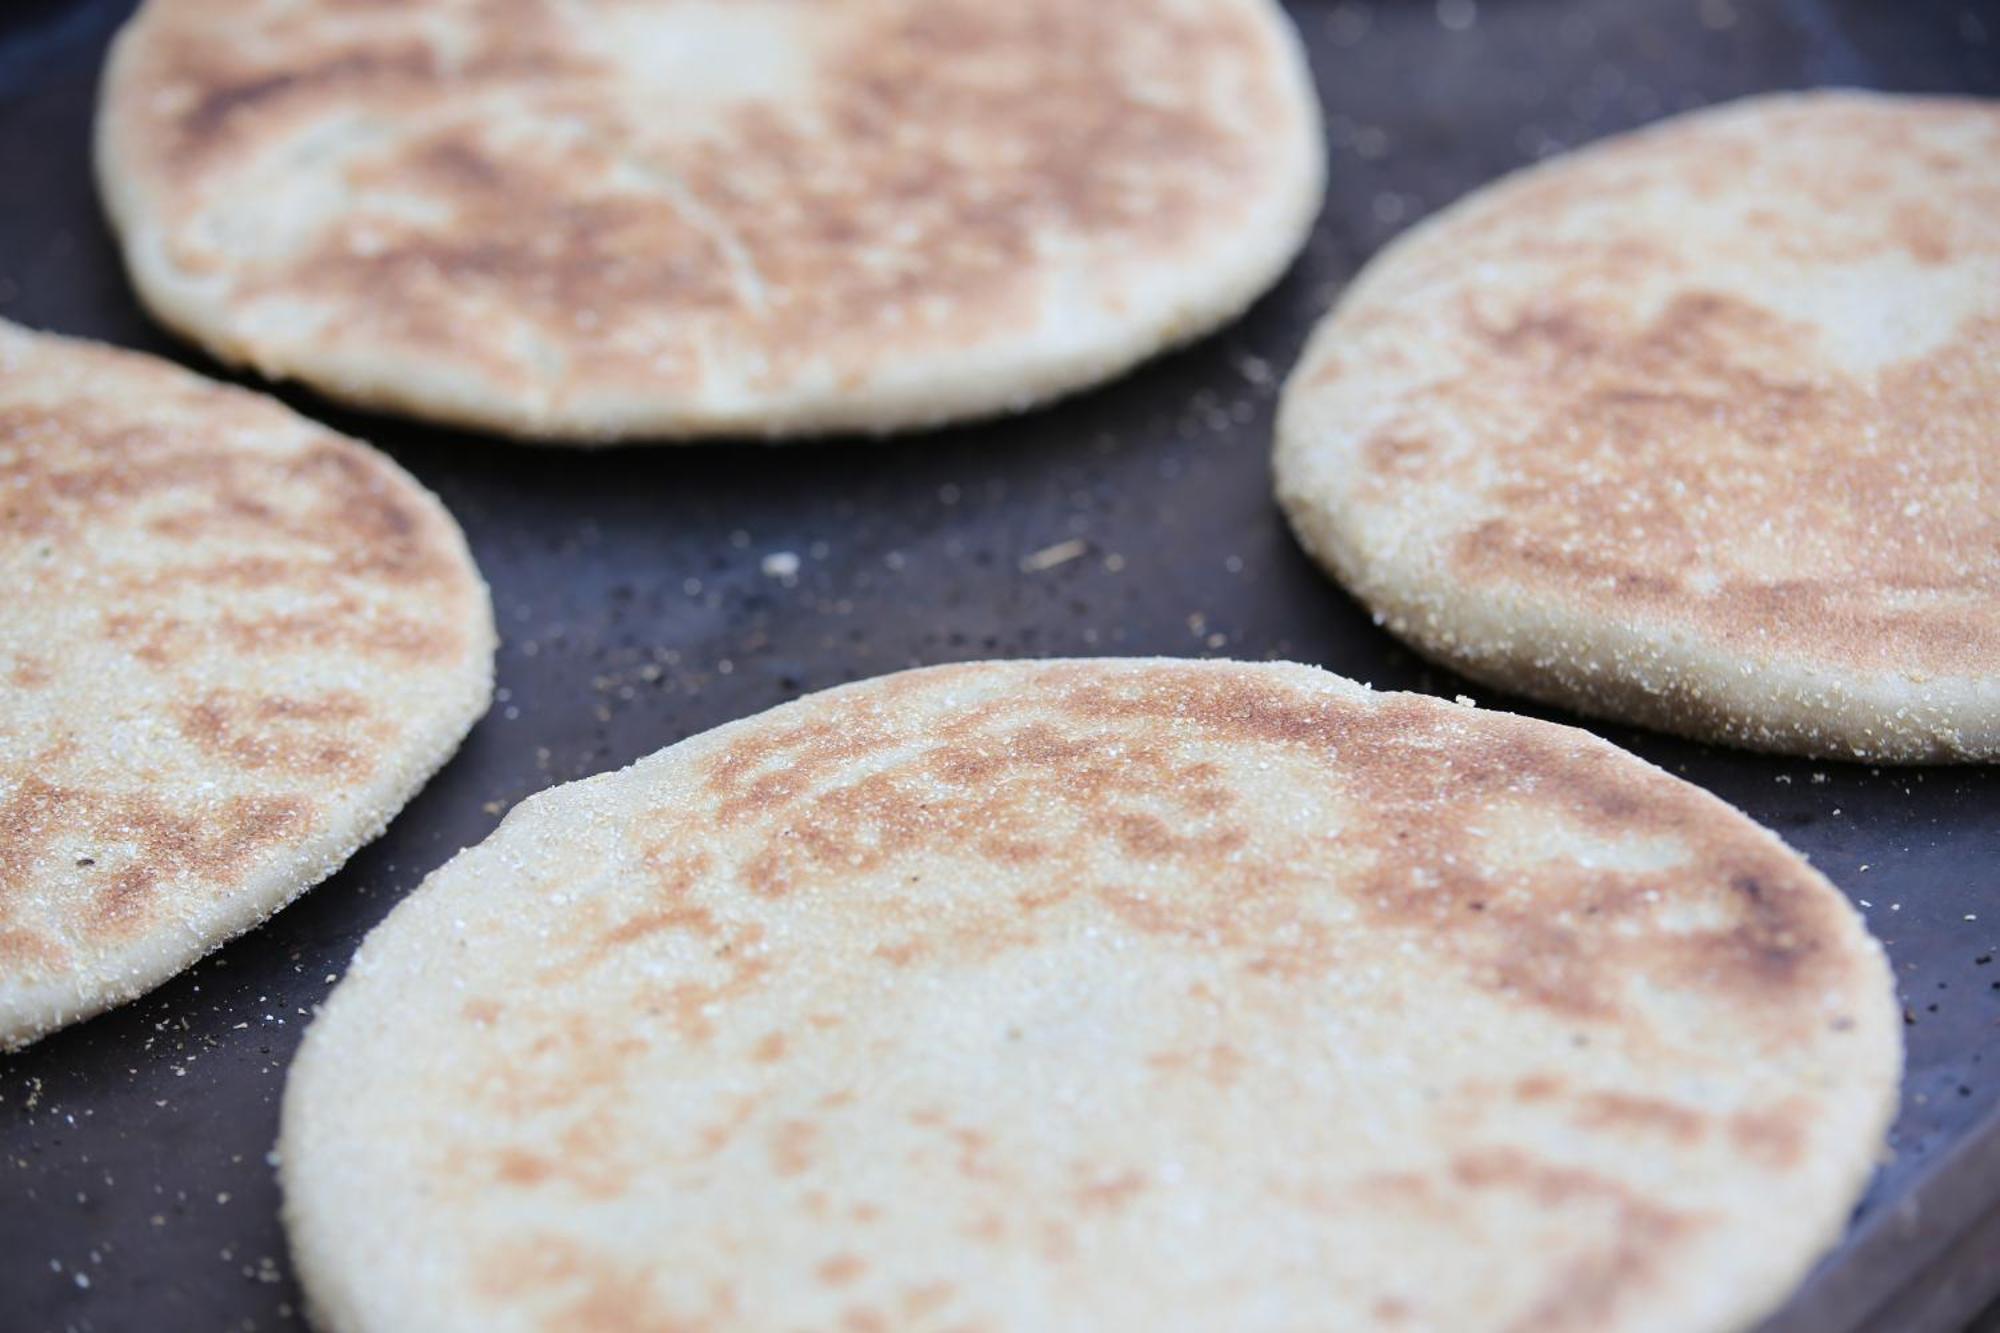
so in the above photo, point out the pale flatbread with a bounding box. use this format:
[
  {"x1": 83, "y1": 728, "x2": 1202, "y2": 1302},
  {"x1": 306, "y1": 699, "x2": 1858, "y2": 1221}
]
[
  {"x1": 96, "y1": 0, "x2": 1325, "y2": 442},
  {"x1": 281, "y1": 658, "x2": 1897, "y2": 1333},
  {"x1": 1276, "y1": 91, "x2": 2000, "y2": 762},
  {"x1": 0, "y1": 319, "x2": 494, "y2": 1050}
]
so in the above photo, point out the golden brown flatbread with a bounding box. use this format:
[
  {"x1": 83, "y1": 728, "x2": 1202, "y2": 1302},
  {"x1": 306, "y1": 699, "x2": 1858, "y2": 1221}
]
[
  {"x1": 1277, "y1": 92, "x2": 2000, "y2": 761},
  {"x1": 0, "y1": 318, "x2": 494, "y2": 1048},
  {"x1": 98, "y1": 0, "x2": 1324, "y2": 440},
  {"x1": 281, "y1": 659, "x2": 1897, "y2": 1333}
]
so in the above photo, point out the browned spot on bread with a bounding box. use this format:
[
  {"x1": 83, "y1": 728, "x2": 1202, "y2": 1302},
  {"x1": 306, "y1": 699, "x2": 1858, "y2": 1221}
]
[
  {"x1": 540, "y1": 850, "x2": 718, "y2": 984},
  {"x1": 92, "y1": 866, "x2": 161, "y2": 932},
  {"x1": 1147, "y1": 1042, "x2": 1249, "y2": 1090},
  {"x1": 0, "y1": 777, "x2": 80, "y2": 907},
  {"x1": 1306, "y1": 351, "x2": 1345, "y2": 386},
  {"x1": 487, "y1": 1015, "x2": 649, "y2": 1118},
  {"x1": 769, "y1": 1119, "x2": 818, "y2": 1177},
  {"x1": 85, "y1": 793, "x2": 313, "y2": 932},
  {"x1": 874, "y1": 938, "x2": 925, "y2": 967},
  {"x1": 175, "y1": 44, "x2": 440, "y2": 160},
  {"x1": 1572, "y1": 1092, "x2": 1708, "y2": 1144},
  {"x1": 817, "y1": 1253, "x2": 867, "y2": 1287},
  {"x1": 707, "y1": 717, "x2": 900, "y2": 825},
  {"x1": 952, "y1": 1128, "x2": 998, "y2": 1183},
  {"x1": 1448, "y1": 300, "x2": 1992, "y2": 676},
  {"x1": 549, "y1": 1112, "x2": 639, "y2": 1202},
  {"x1": 1452, "y1": 1147, "x2": 1691, "y2": 1333},
  {"x1": 457, "y1": 1110, "x2": 641, "y2": 1204},
  {"x1": 962, "y1": 1211, "x2": 1006, "y2": 1245},
  {"x1": 477, "y1": 1236, "x2": 703, "y2": 1333},
  {"x1": 1353, "y1": 1171, "x2": 1442, "y2": 1209},
  {"x1": 1362, "y1": 430, "x2": 1435, "y2": 480},
  {"x1": 289, "y1": 444, "x2": 458, "y2": 585},
  {"x1": 227, "y1": 607, "x2": 453, "y2": 664},
  {"x1": 0, "y1": 772, "x2": 312, "y2": 945},
  {"x1": 901, "y1": 1282, "x2": 956, "y2": 1317},
  {"x1": 177, "y1": 689, "x2": 374, "y2": 780},
  {"x1": 707, "y1": 665, "x2": 1850, "y2": 1036},
  {"x1": 8, "y1": 656, "x2": 52, "y2": 690},
  {"x1": 494, "y1": 1148, "x2": 553, "y2": 1188},
  {"x1": 0, "y1": 927, "x2": 62, "y2": 969},
  {"x1": 101, "y1": 602, "x2": 456, "y2": 671},
  {"x1": 1055, "y1": 668, "x2": 1844, "y2": 1025},
  {"x1": 638, "y1": 939, "x2": 771, "y2": 1047},
  {"x1": 2, "y1": 394, "x2": 462, "y2": 601},
  {"x1": 1892, "y1": 202, "x2": 1957, "y2": 264},
  {"x1": 694, "y1": 1094, "x2": 763, "y2": 1159},
  {"x1": 1072, "y1": 1168, "x2": 1149, "y2": 1212},
  {"x1": 129, "y1": 556, "x2": 317, "y2": 593},
  {"x1": 1730, "y1": 1101, "x2": 1808, "y2": 1169},
  {"x1": 1096, "y1": 880, "x2": 1341, "y2": 986}
]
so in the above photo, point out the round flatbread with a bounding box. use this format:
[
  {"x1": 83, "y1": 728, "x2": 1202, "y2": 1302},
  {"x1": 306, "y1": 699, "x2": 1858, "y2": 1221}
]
[
  {"x1": 0, "y1": 319, "x2": 494, "y2": 1050},
  {"x1": 96, "y1": 0, "x2": 1325, "y2": 442},
  {"x1": 1275, "y1": 91, "x2": 2000, "y2": 762},
  {"x1": 281, "y1": 658, "x2": 1897, "y2": 1333}
]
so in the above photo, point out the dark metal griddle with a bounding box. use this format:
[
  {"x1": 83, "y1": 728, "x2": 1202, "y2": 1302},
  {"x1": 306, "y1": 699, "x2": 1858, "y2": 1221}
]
[{"x1": 3, "y1": 1, "x2": 1998, "y2": 1329}]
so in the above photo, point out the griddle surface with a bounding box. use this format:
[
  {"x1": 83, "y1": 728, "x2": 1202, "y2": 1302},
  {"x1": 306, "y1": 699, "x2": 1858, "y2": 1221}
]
[{"x1": 2, "y1": 2, "x2": 1997, "y2": 1329}]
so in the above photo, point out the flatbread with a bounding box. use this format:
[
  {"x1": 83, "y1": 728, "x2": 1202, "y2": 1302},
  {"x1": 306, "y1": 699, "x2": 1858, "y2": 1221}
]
[
  {"x1": 1275, "y1": 91, "x2": 2000, "y2": 762},
  {"x1": 280, "y1": 658, "x2": 1898, "y2": 1333},
  {"x1": 0, "y1": 319, "x2": 494, "y2": 1050},
  {"x1": 96, "y1": 0, "x2": 1325, "y2": 442}
]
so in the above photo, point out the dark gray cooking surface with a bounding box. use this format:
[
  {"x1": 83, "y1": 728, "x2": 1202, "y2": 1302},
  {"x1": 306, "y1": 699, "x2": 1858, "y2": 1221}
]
[{"x1": 2, "y1": 1, "x2": 1997, "y2": 1329}]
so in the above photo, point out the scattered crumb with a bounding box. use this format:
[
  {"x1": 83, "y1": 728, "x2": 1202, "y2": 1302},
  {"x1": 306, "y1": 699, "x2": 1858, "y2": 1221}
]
[
  {"x1": 1232, "y1": 354, "x2": 1274, "y2": 389},
  {"x1": 1021, "y1": 539, "x2": 1087, "y2": 572},
  {"x1": 1437, "y1": 0, "x2": 1477, "y2": 32}
]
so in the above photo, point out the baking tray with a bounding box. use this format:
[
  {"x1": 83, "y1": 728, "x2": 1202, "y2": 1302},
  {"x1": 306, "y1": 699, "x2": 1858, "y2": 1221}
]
[{"x1": 2, "y1": 1, "x2": 1997, "y2": 1329}]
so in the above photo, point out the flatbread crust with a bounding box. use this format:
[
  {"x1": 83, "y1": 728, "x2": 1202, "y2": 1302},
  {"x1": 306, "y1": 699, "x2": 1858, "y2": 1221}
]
[
  {"x1": 281, "y1": 658, "x2": 1898, "y2": 1333},
  {"x1": 96, "y1": 0, "x2": 1325, "y2": 442},
  {"x1": 1276, "y1": 91, "x2": 2000, "y2": 761},
  {"x1": 0, "y1": 319, "x2": 494, "y2": 1049}
]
